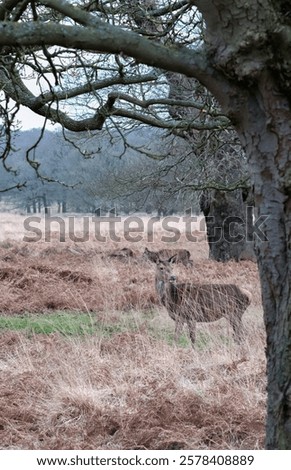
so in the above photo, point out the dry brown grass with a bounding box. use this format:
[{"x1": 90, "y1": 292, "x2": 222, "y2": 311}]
[
  {"x1": 0, "y1": 213, "x2": 266, "y2": 449},
  {"x1": 0, "y1": 330, "x2": 265, "y2": 450}
]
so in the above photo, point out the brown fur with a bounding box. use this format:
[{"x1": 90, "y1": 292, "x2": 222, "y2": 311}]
[
  {"x1": 155, "y1": 256, "x2": 251, "y2": 346},
  {"x1": 144, "y1": 247, "x2": 192, "y2": 266},
  {"x1": 107, "y1": 247, "x2": 134, "y2": 259}
]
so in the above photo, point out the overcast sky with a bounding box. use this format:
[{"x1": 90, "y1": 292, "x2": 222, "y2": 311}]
[
  {"x1": 18, "y1": 105, "x2": 59, "y2": 131},
  {"x1": 17, "y1": 75, "x2": 61, "y2": 131}
]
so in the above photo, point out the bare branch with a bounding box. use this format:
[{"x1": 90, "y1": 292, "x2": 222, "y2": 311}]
[
  {"x1": 0, "y1": 182, "x2": 26, "y2": 192},
  {"x1": 108, "y1": 91, "x2": 228, "y2": 118},
  {"x1": 112, "y1": 107, "x2": 229, "y2": 131},
  {"x1": 33, "y1": 73, "x2": 160, "y2": 107},
  {"x1": 0, "y1": 21, "x2": 214, "y2": 85}
]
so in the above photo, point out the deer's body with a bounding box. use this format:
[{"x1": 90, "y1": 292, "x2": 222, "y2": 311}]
[
  {"x1": 155, "y1": 257, "x2": 251, "y2": 345},
  {"x1": 144, "y1": 247, "x2": 192, "y2": 266}
]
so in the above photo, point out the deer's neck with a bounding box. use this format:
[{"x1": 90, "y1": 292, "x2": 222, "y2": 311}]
[
  {"x1": 155, "y1": 278, "x2": 165, "y2": 299},
  {"x1": 156, "y1": 278, "x2": 178, "y2": 307}
]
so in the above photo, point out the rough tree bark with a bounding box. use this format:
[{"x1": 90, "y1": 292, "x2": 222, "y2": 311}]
[
  {"x1": 193, "y1": 1, "x2": 291, "y2": 449},
  {"x1": 238, "y1": 77, "x2": 291, "y2": 449}
]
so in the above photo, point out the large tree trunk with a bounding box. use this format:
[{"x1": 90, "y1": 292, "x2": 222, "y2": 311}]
[
  {"x1": 200, "y1": 188, "x2": 254, "y2": 262},
  {"x1": 193, "y1": 0, "x2": 291, "y2": 448},
  {"x1": 238, "y1": 76, "x2": 291, "y2": 449}
]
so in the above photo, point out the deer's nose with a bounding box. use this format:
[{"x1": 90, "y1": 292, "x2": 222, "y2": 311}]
[{"x1": 170, "y1": 275, "x2": 176, "y2": 282}]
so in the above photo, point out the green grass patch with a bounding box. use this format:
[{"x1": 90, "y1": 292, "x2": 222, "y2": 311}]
[
  {"x1": 0, "y1": 311, "x2": 98, "y2": 336},
  {"x1": 0, "y1": 240, "x2": 14, "y2": 249},
  {"x1": 0, "y1": 310, "x2": 231, "y2": 349},
  {"x1": 0, "y1": 310, "x2": 144, "y2": 338}
]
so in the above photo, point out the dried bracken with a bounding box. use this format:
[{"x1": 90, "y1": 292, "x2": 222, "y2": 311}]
[
  {"x1": 0, "y1": 331, "x2": 266, "y2": 450},
  {"x1": 0, "y1": 238, "x2": 260, "y2": 314}
]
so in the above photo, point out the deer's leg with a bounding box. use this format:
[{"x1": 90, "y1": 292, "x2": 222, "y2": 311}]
[
  {"x1": 230, "y1": 315, "x2": 244, "y2": 343},
  {"x1": 186, "y1": 317, "x2": 197, "y2": 347},
  {"x1": 174, "y1": 317, "x2": 183, "y2": 343}
]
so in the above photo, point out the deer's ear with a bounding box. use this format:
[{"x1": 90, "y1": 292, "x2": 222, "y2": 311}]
[{"x1": 168, "y1": 254, "x2": 177, "y2": 264}]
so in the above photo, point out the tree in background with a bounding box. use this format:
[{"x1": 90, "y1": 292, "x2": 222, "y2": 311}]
[
  {"x1": 0, "y1": 0, "x2": 290, "y2": 448},
  {"x1": 128, "y1": 0, "x2": 252, "y2": 261}
]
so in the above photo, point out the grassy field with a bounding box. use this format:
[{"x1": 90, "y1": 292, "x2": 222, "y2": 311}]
[{"x1": 0, "y1": 212, "x2": 266, "y2": 449}]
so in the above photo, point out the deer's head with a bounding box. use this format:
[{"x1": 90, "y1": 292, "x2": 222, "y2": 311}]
[{"x1": 155, "y1": 256, "x2": 177, "y2": 284}]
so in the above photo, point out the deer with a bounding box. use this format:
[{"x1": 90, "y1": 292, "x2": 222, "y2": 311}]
[
  {"x1": 155, "y1": 255, "x2": 251, "y2": 346},
  {"x1": 144, "y1": 247, "x2": 192, "y2": 267},
  {"x1": 108, "y1": 247, "x2": 135, "y2": 259}
]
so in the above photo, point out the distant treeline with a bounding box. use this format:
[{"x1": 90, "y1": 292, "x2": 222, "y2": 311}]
[{"x1": 0, "y1": 128, "x2": 200, "y2": 215}]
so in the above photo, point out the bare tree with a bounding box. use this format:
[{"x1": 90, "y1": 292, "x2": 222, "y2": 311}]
[
  {"x1": 127, "y1": 0, "x2": 252, "y2": 261},
  {"x1": 0, "y1": 0, "x2": 290, "y2": 448}
]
